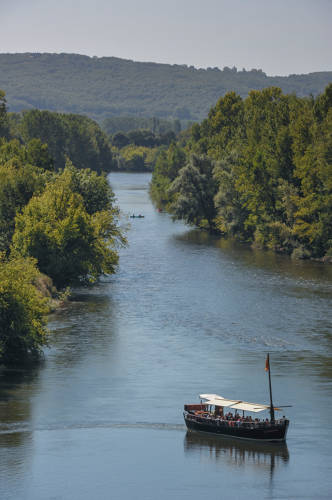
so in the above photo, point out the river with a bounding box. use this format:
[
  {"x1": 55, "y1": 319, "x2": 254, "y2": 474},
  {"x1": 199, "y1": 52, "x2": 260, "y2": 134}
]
[{"x1": 1, "y1": 172, "x2": 332, "y2": 499}]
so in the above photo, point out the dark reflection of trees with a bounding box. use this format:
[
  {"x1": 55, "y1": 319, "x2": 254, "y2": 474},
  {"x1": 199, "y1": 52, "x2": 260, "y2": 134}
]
[
  {"x1": 48, "y1": 287, "x2": 117, "y2": 366},
  {"x1": 0, "y1": 367, "x2": 38, "y2": 453},
  {"x1": 184, "y1": 431, "x2": 289, "y2": 479},
  {"x1": 174, "y1": 229, "x2": 332, "y2": 283}
]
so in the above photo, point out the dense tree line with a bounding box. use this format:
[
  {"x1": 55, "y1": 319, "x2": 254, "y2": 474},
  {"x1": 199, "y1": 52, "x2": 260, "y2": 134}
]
[
  {"x1": 114, "y1": 144, "x2": 160, "y2": 172},
  {"x1": 8, "y1": 109, "x2": 116, "y2": 172},
  {"x1": 7, "y1": 109, "x2": 172, "y2": 174},
  {"x1": 112, "y1": 128, "x2": 179, "y2": 172},
  {"x1": 102, "y1": 116, "x2": 181, "y2": 136},
  {"x1": 0, "y1": 53, "x2": 331, "y2": 122},
  {"x1": 0, "y1": 91, "x2": 125, "y2": 365},
  {"x1": 112, "y1": 128, "x2": 177, "y2": 149},
  {"x1": 151, "y1": 85, "x2": 332, "y2": 260}
]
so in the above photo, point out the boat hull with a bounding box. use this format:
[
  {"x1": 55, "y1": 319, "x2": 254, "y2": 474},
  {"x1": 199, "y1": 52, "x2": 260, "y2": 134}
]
[{"x1": 184, "y1": 413, "x2": 289, "y2": 442}]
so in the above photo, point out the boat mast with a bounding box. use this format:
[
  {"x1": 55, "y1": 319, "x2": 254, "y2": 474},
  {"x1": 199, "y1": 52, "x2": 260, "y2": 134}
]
[{"x1": 266, "y1": 353, "x2": 275, "y2": 423}]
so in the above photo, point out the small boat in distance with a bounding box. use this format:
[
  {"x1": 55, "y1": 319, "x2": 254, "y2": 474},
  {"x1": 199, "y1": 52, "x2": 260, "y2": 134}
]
[
  {"x1": 130, "y1": 214, "x2": 145, "y2": 218},
  {"x1": 183, "y1": 354, "x2": 290, "y2": 442}
]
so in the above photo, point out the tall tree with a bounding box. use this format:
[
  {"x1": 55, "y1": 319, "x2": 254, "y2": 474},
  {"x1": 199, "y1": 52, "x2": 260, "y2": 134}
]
[
  {"x1": 168, "y1": 155, "x2": 217, "y2": 229},
  {"x1": 11, "y1": 169, "x2": 124, "y2": 288},
  {"x1": 0, "y1": 255, "x2": 49, "y2": 365},
  {"x1": 0, "y1": 89, "x2": 9, "y2": 138}
]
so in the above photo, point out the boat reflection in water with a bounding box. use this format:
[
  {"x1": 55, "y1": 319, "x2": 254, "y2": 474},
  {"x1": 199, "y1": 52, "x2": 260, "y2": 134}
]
[{"x1": 184, "y1": 431, "x2": 289, "y2": 478}]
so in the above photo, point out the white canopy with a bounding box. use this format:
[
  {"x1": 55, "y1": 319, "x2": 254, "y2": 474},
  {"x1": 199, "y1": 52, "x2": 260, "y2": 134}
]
[
  {"x1": 230, "y1": 402, "x2": 270, "y2": 413},
  {"x1": 204, "y1": 398, "x2": 241, "y2": 408},
  {"x1": 199, "y1": 394, "x2": 224, "y2": 400},
  {"x1": 199, "y1": 393, "x2": 279, "y2": 413}
]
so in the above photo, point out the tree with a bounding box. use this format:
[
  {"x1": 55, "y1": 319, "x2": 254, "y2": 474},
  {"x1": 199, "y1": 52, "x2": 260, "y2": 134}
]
[
  {"x1": 112, "y1": 131, "x2": 130, "y2": 148},
  {"x1": 0, "y1": 255, "x2": 49, "y2": 365},
  {"x1": 0, "y1": 137, "x2": 55, "y2": 172},
  {"x1": 20, "y1": 109, "x2": 115, "y2": 172},
  {"x1": 168, "y1": 155, "x2": 217, "y2": 229},
  {"x1": 21, "y1": 109, "x2": 67, "y2": 169},
  {"x1": 63, "y1": 160, "x2": 115, "y2": 214},
  {"x1": 0, "y1": 160, "x2": 48, "y2": 252},
  {"x1": 150, "y1": 86, "x2": 332, "y2": 258},
  {"x1": 150, "y1": 144, "x2": 186, "y2": 206},
  {"x1": 127, "y1": 129, "x2": 156, "y2": 147},
  {"x1": 11, "y1": 169, "x2": 125, "y2": 288},
  {"x1": 0, "y1": 89, "x2": 9, "y2": 138},
  {"x1": 213, "y1": 151, "x2": 248, "y2": 238},
  {"x1": 25, "y1": 138, "x2": 54, "y2": 171},
  {"x1": 292, "y1": 99, "x2": 332, "y2": 257}
]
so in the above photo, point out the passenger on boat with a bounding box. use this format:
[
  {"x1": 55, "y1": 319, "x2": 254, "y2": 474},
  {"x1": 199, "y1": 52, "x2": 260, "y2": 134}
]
[{"x1": 215, "y1": 407, "x2": 224, "y2": 418}]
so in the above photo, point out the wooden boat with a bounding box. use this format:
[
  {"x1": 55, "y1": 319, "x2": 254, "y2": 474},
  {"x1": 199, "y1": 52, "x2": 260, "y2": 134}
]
[
  {"x1": 183, "y1": 354, "x2": 290, "y2": 442},
  {"x1": 130, "y1": 214, "x2": 145, "y2": 218}
]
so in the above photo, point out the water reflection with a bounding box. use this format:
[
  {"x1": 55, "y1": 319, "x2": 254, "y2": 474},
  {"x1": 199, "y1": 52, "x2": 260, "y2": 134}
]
[
  {"x1": 0, "y1": 367, "x2": 38, "y2": 435},
  {"x1": 0, "y1": 366, "x2": 36, "y2": 481},
  {"x1": 184, "y1": 431, "x2": 289, "y2": 478},
  {"x1": 47, "y1": 286, "x2": 118, "y2": 366},
  {"x1": 175, "y1": 229, "x2": 332, "y2": 284}
]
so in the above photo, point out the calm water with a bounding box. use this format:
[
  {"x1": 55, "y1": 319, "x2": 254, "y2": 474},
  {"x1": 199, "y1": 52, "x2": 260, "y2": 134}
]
[{"x1": 1, "y1": 172, "x2": 332, "y2": 500}]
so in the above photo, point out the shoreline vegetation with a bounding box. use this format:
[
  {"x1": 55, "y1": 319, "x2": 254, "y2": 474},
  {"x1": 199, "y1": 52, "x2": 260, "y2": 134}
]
[
  {"x1": 0, "y1": 80, "x2": 331, "y2": 365},
  {"x1": 150, "y1": 85, "x2": 332, "y2": 263},
  {"x1": 0, "y1": 90, "x2": 126, "y2": 365}
]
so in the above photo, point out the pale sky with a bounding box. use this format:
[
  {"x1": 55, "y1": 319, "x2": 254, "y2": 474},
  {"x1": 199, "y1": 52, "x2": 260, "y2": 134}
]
[{"x1": 1, "y1": 0, "x2": 331, "y2": 76}]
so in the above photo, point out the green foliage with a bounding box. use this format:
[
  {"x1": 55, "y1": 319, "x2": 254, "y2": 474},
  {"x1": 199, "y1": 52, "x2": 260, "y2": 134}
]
[
  {"x1": 0, "y1": 53, "x2": 331, "y2": 122},
  {"x1": 115, "y1": 144, "x2": 160, "y2": 172},
  {"x1": 11, "y1": 168, "x2": 125, "y2": 288},
  {"x1": 112, "y1": 132, "x2": 130, "y2": 149},
  {"x1": 25, "y1": 138, "x2": 54, "y2": 171},
  {"x1": 0, "y1": 146, "x2": 49, "y2": 252},
  {"x1": 103, "y1": 116, "x2": 181, "y2": 136},
  {"x1": 64, "y1": 160, "x2": 115, "y2": 214},
  {"x1": 124, "y1": 129, "x2": 176, "y2": 148},
  {"x1": 14, "y1": 109, "x2": 115, "y2": 172},
  {"x1": 0, "y1": 137, "x2": 54, "y2": 170},
  {"x1": 111, "y1": 127, "x2": 178, "y2": 172},
  {"x1": 149, "y1": 143, "x2": 186, "y2": 206},
  {"x1": 0, "y1": 92, "x2": 125, "y2": 365},
  {"x1": 292, "y1": 95, "x2": 332, "y2": 256},
  {"x1": 168, "y1": 155, "x2": 217, "y2": 229},
  {"x1": 0, "y1": 255, "x2": 49, "y2": 364},
  {"x1": 213, "y1": 151, "x2": 248, "y2": 239},
  {"x1": 0, "y1": 89, "x2": 9, "y2": 138},
  {"x1": 151, "y1": 85, "x2": 332, "y2": 259}
]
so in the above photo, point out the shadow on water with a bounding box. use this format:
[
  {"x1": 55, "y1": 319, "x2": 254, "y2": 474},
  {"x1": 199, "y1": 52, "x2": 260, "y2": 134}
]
[
  {"x1": 0, "y1": 367, "x2": 39, "y2": 420},
  {"x1": 47, "y1": 285, "x2": 118, "y2": 366},
  {"x1": 175, "y1": 229, "x2": 332, "y2": 285},
  {"x1": 184, "y1": 431, "x2": 289, "y2": 480},
  {"x1": 0, "y1": 367, "x2": 37, "y2": 452}
]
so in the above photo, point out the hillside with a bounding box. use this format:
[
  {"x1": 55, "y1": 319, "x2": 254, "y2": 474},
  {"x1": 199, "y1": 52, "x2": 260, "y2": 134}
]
[{"x1": 0, "y1": 53, "x2": 331, "y2": 122}]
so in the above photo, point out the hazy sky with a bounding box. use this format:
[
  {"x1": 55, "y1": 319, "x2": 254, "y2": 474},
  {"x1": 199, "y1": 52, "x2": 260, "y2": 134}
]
[{"x1": 2, "y1": 0, "x2": 331, "y2": 75}]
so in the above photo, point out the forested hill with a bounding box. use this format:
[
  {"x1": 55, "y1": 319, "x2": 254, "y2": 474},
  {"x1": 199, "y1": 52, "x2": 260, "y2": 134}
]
[{"x1": 0, "y1": 53, "x2": 331, "y2": 122}]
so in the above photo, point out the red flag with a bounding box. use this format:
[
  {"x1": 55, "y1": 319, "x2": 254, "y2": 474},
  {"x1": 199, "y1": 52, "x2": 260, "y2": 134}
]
[{"x1": 265, "y1": 354, "x2": 270, "y2": 372}]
